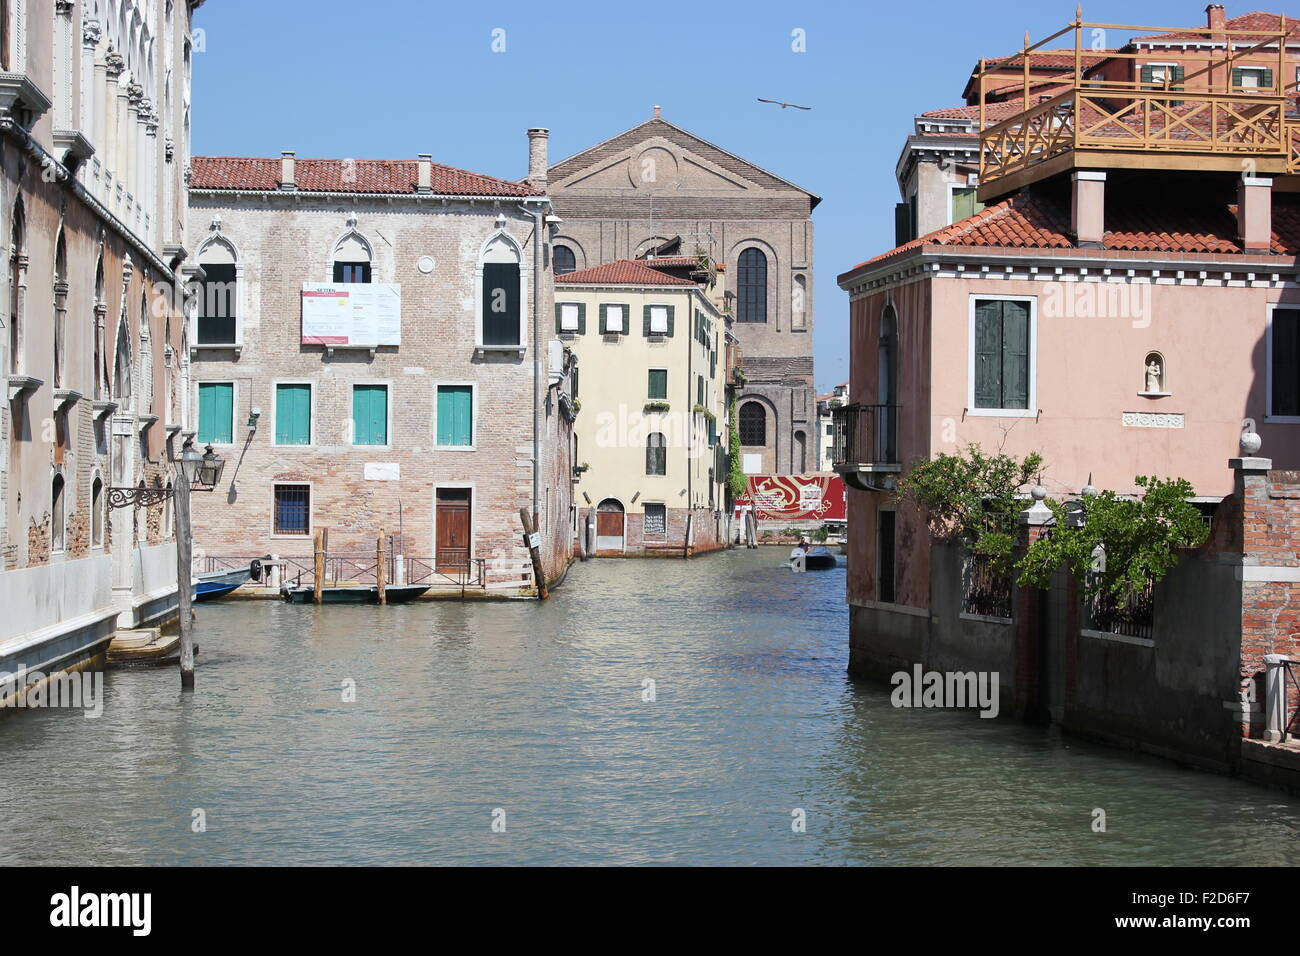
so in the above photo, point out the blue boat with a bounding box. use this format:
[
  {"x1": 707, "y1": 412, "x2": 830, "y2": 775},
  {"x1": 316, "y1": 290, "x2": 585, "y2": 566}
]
[{"x1": 194, "y1": 566, "x2": 252, "y2": 601}]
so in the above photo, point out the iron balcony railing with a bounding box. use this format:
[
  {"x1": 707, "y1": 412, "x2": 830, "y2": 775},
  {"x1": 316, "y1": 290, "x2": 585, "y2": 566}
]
[{"x1": 831, "y1": 403, "x2": 900, "y2": 467}]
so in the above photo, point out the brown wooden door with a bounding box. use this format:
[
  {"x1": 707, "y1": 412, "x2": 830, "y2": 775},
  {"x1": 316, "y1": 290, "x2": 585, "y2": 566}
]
[
  {"x1": 436, "y1": 489, "x2": 471, "y2": 571},
  {"x1": 596, "y1": 511, "x2": 623, "y2": 537}
]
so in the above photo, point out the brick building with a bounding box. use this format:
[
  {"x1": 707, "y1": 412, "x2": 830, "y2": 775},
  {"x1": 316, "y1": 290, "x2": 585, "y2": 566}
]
[
  {"x1": 0, "y1": 0, "x2": 200, "y2": 685},
  {"x1": 546, "y1": 108, "x2": 819, "y2": 477},
  {"x1": 554, "y1": 258, "x2": 729, "y2": 556},
  {"x1": 185, "y1": 134, "x2": 575, "y2": 593}
]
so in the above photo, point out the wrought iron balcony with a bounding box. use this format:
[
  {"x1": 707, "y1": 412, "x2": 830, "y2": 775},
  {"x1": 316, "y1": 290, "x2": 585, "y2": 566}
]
[{"x1": 831, "y1": 403, "x2": 900, "y2": 490}]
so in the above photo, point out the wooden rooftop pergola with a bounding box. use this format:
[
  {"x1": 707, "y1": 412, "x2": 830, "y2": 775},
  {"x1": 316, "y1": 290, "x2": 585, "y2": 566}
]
[{"x1": 977, "y1": 6, "x2": 1299, "y2": 202}]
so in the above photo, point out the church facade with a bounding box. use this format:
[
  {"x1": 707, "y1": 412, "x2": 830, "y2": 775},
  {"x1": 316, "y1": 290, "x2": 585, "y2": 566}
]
[{"x1": 546, "y1": 109, "x2": 819, "y2": 475}]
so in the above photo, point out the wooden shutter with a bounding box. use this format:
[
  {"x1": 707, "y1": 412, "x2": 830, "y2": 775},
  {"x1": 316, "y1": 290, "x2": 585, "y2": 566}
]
[
  {"x1": 648, "y1": 369, "x2": 667, "y2": 399},
  {"x1": 894, "y1": 203, "x2": 911, "y2": 245},
  {"x1": 1261, "y1": 68, "x2": 1274, "y2": 90},
  {"x1": 1001, "y1": 301, "x2": 1031, "y2": 410},
  {"x1": 438, "y1": 385, "x2": 473, "y2": 446},
  {"x1": 599, "y1": 303, "x2": 608, "y2": 334},
  {"x1": 482, "y1": 262, "x2": 520, "y2": 346},
  {"x1": 276, "y1": 384, "x2": 310, "y2": 445},
  {"x1": 554, "y1": 303, "x2": 564, "y2": 333},
  {"x1": 664, "y1": 305, "x2": 675, "y2": 337},
  {"x1": 577, "y1": 302, "x2": 586, "y2": 334},
  {"x1": 198, "y1": 383, "x2": 232, "y2": 444},
  {"x1": 1232, "y1": 67, "x2": 1244, "y2": 88},
  {"x1": 1273, "y1": 309, "x2": 1300, "y2": 416},
  {"x1": 1140, "y1": 64, "x2": 1156, "y2": 85},
  {"x1": 973, "y1": 300, "x2": 1003, "y2": 408},
  {"x1": 353, "y1": 385, "x2": 387, "y2": 445},
  {"x1": 643, "y1": 304, "x2": 652, "y2": 337}
]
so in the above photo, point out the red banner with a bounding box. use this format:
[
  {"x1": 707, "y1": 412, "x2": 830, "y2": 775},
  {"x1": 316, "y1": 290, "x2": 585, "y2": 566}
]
[{"x1": 734, "y1": 474, "x2": 846, "y2": 522}]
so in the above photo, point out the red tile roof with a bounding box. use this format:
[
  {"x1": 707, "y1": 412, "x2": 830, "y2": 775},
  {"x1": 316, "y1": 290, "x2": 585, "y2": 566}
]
[
  {"x1": 640, "y1": 256, "x2": 706, "y2": 269},
  {"x1": 979, "y1": 51, "x2": 1111, "y2": 71},
  {"x1": 1134, "y1": 11, "x2": 1300, "y2": 42},
  {"x1": 922, "y1": 101, "x2": 1035, "y2": 122},
  {"x1": 841, "y1": 185, "x2": 1300, "y2": 278},
  {"x1": 556, "y1": 259, "x2": 697, "y2": 286},
  {"x1": 190, "y1": 156, "x2": 543, "y2": 197}
]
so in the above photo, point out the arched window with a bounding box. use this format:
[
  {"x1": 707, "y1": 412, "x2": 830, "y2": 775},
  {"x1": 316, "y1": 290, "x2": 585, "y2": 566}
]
[
  {"x1": 479, "y1": 231, "x2": 523, "y2": 349},
  {"x1": 794, "y1": 430, "x2": 807, "y2": 473},
  {"x1": 552, "y1": 245, "x2": 576, "y2": 275},
  {"x1": 8, "y1": 198, "x2": 24, "y2": 374},
  {"x1": 113, "y1": 318, "x2": 131, "y2": 407},
  {"x1": 93, "y1": 255, "x2": 106, "y2": 399},
  {"x1": 91, "y1": 476, "x2": 104, "y2": 547},
  {"x1": 51, "y1": 473, "x2": 66, "y2": 553},
  {"x1": 646, "y1": 432, "x2": 666, "y2": 475},
  {"x1": 333, "y1": 232, "x2": 372, "y2": 284},
  {"x1": 737, "y1": 248, "x2": 767, "y2": 324},
  {"x1": 53, "y1": 231, "x2": 67, "y2": 387},
  {"x1": 197, "y1": 237, "x2": 238, "y2": 344},
  {"x1": 739, "y1": 401, "x2": 766, "y2": 446}
]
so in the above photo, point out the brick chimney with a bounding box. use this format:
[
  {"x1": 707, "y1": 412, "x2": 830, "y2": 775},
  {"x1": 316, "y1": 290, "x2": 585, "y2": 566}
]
[
  {"x1": 1238, "y1": 174, "x2": 1273, "y2": 253},
  {"x1": 1206, "y1": 4, "x2": 1226, "y2": 34},
  {"x1": 1070, "y1": 170, "x2": 1107, "y2": 248},
  {"x1": 417, "y1": 153, "x2": 432, "y2": 194},
  {"x1": 526, "y1": 128, "x2": 548, "y2": 190},
  {"x1": 278, "y1": 150, "x2": 296, "y2": 190}
]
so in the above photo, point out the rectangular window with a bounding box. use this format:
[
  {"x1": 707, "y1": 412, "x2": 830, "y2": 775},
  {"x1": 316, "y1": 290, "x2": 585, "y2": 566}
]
[
  {"x1": 274, "y1": 484, "x2": 311, "y2": 535},
  {"x1": 878, "y1": 510, "x2": 896, "y2": 604},
  {"x1": 437, "y1": 385, "x2": 473, "y2": 447},
  {"x1": 482, "y1": 262, "x2": 521, "y2": 346},
  {"x1": 650, "y1": 305, "x2": 668, "y2": 334},
  {"x1": 697, "y1": 375, "x2": 705, "y2": 406},
  {"x1": 644, "y1": 503, "x2": 667, "y2": 537},
  {"x1": 560, "y1": 303, "x2": 580, "y2": 331},
  {"x1": 646, "y1": 434, "x2": 667, "y2": 476},
  {"x1": 197, "y1": 263, "x2": 237, "y2": 344},
  {"x1": 648, "y1": 368, "x2": 667, "y2": 400},
  {"x1": 1233, "y1": 66, "x2": 1270, "y2": 89},
  {"x1": 197, "y1": 382, "x2": 234, "y2": 444},
  {"x1": 973, "y1": 298, "x2": 1031, "y2": 410},
  {"x1": 333, "y1": 262, "x2": 371, "y2": 283},
  {"x1": 275, "y1": 383, "x2": 312, "y2": 445},
  {"x1": 605, "y1": 304, "x2": 625, "y2": 333},
  {"x1": 1271, "y1": 307, "x2": 1300, "y2": 418},
  {"x1": 950, "y1": 187, "x2": 984, "y2": 223},
  {"x1": 352, "y1": 384, "x2": 388, "y2": 445}
]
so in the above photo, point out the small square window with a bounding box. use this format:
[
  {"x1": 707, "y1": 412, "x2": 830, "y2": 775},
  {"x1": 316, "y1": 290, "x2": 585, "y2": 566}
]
[
  {"x1": 560, "y1": 303, "x2": 580, "y2": 332},
  {"x1": 648, "y1": 368, "x2": 668, "y2": 400},
  {"x1": 644, "y1": 503, "x2": 667, "y2": 538},
  {"x1": 650, "y1": 306, "x2": 669, "y2": 334}
]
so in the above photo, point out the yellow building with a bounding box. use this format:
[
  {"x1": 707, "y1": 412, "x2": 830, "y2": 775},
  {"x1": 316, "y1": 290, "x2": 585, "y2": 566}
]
[{"x1": 555, "y1": 260, "x2": 729, "y2": 556}]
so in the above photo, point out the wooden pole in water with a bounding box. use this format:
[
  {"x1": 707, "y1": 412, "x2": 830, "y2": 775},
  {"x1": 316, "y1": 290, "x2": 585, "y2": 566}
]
[
  {"x1": 683, "y1": 512, "x2": 693, "y2": 559},
  {"x1": 313, "y1": 529, "x2": 324, "y2": 605},
  {"x1": 174, "y1": 472, "x2": 195, "y2": 689},
  {"x1": 519, "y1": 508, "x2": 549, "y2": 600},
  {"x1": 376, "y1": 529, "x2": 387, "y2": 605}
]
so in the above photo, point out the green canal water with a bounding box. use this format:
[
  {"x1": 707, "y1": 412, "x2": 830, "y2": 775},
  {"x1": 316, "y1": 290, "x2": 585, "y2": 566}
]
[{"x1": 3, "y1": 547, "x2": 1300, "y2": 865}]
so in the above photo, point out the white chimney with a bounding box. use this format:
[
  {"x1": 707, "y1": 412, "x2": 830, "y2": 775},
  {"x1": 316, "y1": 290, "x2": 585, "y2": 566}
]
[
  {"x1": 279, "y1": 150, "x2": 296, "y2": 190},
  {"x1": 417, "y1": 153, "x2": 432, "y2": 193}
]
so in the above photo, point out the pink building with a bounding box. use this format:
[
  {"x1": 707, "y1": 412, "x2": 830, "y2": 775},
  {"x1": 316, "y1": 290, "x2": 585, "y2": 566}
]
[{"x1": 835, "y1": 8, "x2": 1300, "y2": 787}]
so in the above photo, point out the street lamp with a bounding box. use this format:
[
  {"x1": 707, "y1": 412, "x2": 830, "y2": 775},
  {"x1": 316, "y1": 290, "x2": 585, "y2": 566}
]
[{"x1": 178, "y1": 438, "x2": 203, "y2": 485}]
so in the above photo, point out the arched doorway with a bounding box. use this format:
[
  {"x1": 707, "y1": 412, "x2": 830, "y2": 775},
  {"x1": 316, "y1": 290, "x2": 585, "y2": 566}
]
[
  {"x1": 878, "y1": 306, "x2": 899, "y2": 462},
  {"x1": 596, "y1": 498, "x2": 625, "y2": 553}
]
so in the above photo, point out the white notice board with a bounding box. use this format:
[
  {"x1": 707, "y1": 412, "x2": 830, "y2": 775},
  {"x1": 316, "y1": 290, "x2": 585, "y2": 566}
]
[{"x1": 302, "y1": 283, "x2": 401, "y2": 346}]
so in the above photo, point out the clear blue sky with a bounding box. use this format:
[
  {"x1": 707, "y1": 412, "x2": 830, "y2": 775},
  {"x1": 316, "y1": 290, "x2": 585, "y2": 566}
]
[{"x1": 192, "y1": 0, "x2": 1203, "y2": 391}]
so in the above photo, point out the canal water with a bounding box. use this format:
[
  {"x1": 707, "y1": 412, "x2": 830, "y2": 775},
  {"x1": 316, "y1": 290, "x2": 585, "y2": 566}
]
[{"x1": 3, "y1": 547, "x2": 1300, "y2": 866}]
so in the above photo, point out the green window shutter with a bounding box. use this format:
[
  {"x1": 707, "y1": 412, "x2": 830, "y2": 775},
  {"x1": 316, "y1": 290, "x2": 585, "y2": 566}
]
[
  {"x1": 598, "y1": 303, "x2": 607, "y2": 334},
  {"x1": 438, "y1": 385, "x2": 473, "y2": 446},
  {"x1": 555, "y1": 303, "x2": 563, "y2": 334},
  {"x1": 577, "y1": 302, "x2": 586, "y2": 335},
  {"x1": 973, "y1": 301, "x2": 1003, "y2": 409},
  {"x1": 1170, "y1": 65, "x2": 1185, "y2": 85},
  {"x1": 276, "y1": 384, "x2": 311, "y2": 445},
  {"x1": 1140, "y1": 64, "x2": 1155, "y2": 85},
  {"x1": 1272, "y1": 309, "x2": 1300, "y2": 416},
  {"x1": 1000, "y1": 301, "x2": 1031, "y2": 410},
  {"x1": 1261, "y1": 68, "x2": 1274, "y2": 90},
  {"x1": 353, "y1": 385, "x2": 387, "y2": 445},
  {"x1": 894, "y1": 202, "x2": 912, "y2": 245},
  {"x1": 648, "y1": 368, "x2": 667, "y2": 399},
  {"x1": 1232, "y1": 67, "x2": 1244, "y2": 88},
  {"x1": 665, "y1": 305, "x2": 675, "y2": 337},
  {"x1": 198, "y1": 383, "x2": 232, "y2": 444},
  {"x1": 952, "y1": 188, "x2": 976, "y2": 221},
  {"x1": 643, "y1": 304, "x2": 652, "y2": 337}
]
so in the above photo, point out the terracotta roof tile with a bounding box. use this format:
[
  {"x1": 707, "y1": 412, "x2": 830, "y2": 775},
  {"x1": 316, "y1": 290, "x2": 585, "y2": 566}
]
[
  {"x1": 190, "y1": 156, "x2": 543, "y2": 197},
  {"x1": 1134, "y1": 11, "x2": 1300, "y2": 42},
  {"x1": 556, "y1": 259, "x2": 696, "y2": 286},
  {"x1": 840, "y1": 184, "x2": 1300, "y2": 278}
]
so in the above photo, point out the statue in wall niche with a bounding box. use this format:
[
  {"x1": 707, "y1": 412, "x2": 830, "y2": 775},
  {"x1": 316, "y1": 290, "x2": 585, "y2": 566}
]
[{"x1": 1145, "y1": 357, "x2": 1163, "y2": 393}]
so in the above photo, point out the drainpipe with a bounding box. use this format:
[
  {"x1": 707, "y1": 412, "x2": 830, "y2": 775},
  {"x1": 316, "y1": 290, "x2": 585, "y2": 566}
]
[{"x1": 518, "y1": 199, "x2": 546, "y2": 524}]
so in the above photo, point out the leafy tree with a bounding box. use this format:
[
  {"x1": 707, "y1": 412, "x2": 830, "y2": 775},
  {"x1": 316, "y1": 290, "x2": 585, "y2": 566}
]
[
  {"x1": 1017, "y1": 476, "x2": 1207, "y2": 602},
  {"x1": 898, "y1": 444, "x2": 1043, "y2": 574}
]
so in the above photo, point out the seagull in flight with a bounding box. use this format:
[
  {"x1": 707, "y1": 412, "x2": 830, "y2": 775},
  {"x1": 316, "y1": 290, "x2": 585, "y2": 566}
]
[{"x1": 757, "y1": 97, "x2": 811, "y2": 110}]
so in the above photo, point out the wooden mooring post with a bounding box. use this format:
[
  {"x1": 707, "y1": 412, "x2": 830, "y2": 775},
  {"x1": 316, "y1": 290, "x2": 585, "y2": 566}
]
[
  {"x1": 376, "y1": 529, "x2": 387, "y2": 605},
  {"x1": 313, "y1": 529, "x2": 324, "y2": 605},
  {"x1": 174, "y1": 470, "x2": 196, "y2": 689},
  {"x1": 519, "y1": 508, "x2": 549, "y2": 600}
]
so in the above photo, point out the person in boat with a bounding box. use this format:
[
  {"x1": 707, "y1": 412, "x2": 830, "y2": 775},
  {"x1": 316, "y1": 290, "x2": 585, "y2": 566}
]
[{"x1": 796, "y1": 537, "x2": 811, "y2": 553}]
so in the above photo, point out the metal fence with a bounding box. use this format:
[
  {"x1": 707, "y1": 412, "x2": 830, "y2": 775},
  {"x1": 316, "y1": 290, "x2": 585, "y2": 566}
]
[
  {"x1": 831, "y1": 403, "x2": 900, "y2": 467},
  {"x1": 962, "y1": 552, "x2": 1013, "y2": 619},
  {"x1": 1083, "y1": 574, "x2": 1155, "y2": 641},
  {"x1": 407, "y1": 556, "x2": 486, "y2": 589}
]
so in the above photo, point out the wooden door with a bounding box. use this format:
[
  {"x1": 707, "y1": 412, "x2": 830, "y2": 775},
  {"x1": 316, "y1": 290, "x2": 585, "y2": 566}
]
[
  {"x1": 436, "y1": 489, "x2": 471, "y2": 571},
  {"x1": 595, "y1": 499, "x2": 624, "y2": 553}
]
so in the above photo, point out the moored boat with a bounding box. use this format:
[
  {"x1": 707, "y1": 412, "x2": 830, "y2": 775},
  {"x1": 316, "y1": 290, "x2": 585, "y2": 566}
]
[
  {"x1": 280, "y1": 583, "x2": 431, "y2": 604},
  {"x1": 789, "y1": 545, "x2": 838, "y2": 570},
  {"x1": 194, "y1": 566, "x2": 252, "y2": 601}
]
